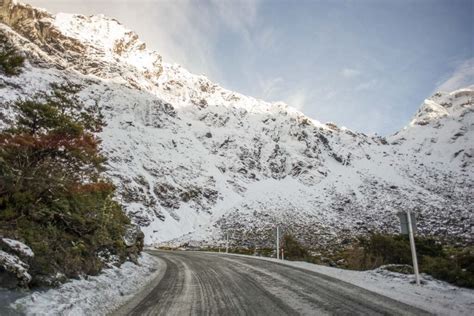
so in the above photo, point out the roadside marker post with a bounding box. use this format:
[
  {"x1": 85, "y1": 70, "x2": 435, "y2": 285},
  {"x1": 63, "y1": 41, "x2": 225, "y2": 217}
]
[
  {"x1": 226, "y1": 232, "x2": 229, "y2": 254},
  {"x1": 398, "y1": 210, "x2": 421, "y2": 285},
  {"x1": 276, "y1": 226, "x2": 280, "y2": 260},
  {"x1": 407, "y1": 210, "x2": 421, "y2": 286}
]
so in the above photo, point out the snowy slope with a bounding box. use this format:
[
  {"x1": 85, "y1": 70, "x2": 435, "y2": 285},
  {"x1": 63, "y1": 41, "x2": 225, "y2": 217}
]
[{"x1": 0, "y1": 1, "x2": 472, "y2": 248}]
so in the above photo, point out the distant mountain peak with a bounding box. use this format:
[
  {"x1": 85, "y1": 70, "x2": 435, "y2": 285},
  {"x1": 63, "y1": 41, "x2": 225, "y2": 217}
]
[{"x1": 409, "y1": 89, "x2": 473, "y2": 127}]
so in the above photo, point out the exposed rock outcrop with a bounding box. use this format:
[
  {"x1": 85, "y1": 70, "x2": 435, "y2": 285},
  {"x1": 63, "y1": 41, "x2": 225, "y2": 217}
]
[{"x1": 0, "y1": 238, "x2": 34, "y2": 289}]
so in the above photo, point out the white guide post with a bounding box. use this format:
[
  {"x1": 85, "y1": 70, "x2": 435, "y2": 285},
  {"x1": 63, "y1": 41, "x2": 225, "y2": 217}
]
[
  {"x1": 407, "y1": 210, "x2": 421, "y2": 285},
  {"x1": 276, "y1": 226, "x2": 280, "y2": 260},
  {"x1": 226, "y1": 232, "x2": 229, "y2": 254}
]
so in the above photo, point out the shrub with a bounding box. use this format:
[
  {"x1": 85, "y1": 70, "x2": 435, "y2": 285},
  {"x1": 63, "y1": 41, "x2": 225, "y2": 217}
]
[
  {"x1": 282, "y1": 233, "x2": 309, "y2": 260},
  {"x1": 357, "y1": 234, "x2": 411, "y2": 268},
  {"x1": 422, "y1": 254, "x2": 474, "y2": 288},
  {"x1": 341, "y1": 233, "x2": 474, "y2": 288}
]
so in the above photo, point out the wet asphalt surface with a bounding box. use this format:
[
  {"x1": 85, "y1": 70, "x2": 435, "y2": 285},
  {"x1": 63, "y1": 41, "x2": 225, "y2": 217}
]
[{"x1": 124, "y1": 250, "x2": 431, "y2": 316}]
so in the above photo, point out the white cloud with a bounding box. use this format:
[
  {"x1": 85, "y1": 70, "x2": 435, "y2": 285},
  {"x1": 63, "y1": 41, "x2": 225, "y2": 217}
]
[
  {"x1": 355, "y1": 79, "x2": 378, "y2": 91},
  {"x1": 142, "y1": 1, "x2": 219, "y2": 75},
  {"x1": 211, "y1": 0, "x2": 260, "y2": 37},
  {"x1": 258, "y1": 76, "x2": 284, "y2": 100},
  {"x1": 436, "y1": 58, "x2": 474, "y2": 92},
  {"x1": 341, "y1": 68, "x2": 360, "y2": 78},
  {"x1": 257, "y1": 27, "x2": 277, "y2": 50},
  {"x1": 285, "y1": 89, "x2": 308, "y2": 111}
]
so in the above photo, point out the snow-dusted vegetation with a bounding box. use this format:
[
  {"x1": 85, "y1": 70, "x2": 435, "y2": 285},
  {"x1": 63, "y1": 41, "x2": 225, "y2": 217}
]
[{"x1": 5, "y1": 253, "x2": 160, "y2": 315}]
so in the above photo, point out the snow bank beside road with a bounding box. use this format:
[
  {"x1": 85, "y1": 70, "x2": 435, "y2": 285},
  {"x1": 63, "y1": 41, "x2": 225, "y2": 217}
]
[
  {"x1": 287, "y1": 261, "x2": 474, "y2": 316},
  {"x1": 225, "y1": 253, "x2": 474, "y2": 316},
  {"x1": 10, "y1": 253, "x2": 161, "y2": 316}
]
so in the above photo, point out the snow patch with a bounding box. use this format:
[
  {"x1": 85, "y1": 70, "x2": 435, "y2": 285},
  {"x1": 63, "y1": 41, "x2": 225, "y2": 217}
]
[
  {"x1": 10, "y1": 253, "x2": 161, "y2": 316},
  {"x1": 1, "y1": 238, "x2": 34, "y2": 258}
]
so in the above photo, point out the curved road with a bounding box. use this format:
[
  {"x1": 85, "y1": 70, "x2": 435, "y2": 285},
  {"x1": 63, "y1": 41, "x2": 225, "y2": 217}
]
[{"x1": 122, "y1": 251, "x2": 430, "y2": 316}]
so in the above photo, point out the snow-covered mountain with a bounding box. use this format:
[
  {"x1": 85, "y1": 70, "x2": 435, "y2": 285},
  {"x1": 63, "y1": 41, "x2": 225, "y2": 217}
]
[{"x1": 1, "y1": 1, "x2": 472, "y2": 248}]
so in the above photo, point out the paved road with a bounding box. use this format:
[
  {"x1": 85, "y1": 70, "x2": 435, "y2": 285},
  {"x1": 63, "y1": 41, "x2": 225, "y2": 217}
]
[{"x1": 123, "y1": 251, "x2": 430, "y2": 316}]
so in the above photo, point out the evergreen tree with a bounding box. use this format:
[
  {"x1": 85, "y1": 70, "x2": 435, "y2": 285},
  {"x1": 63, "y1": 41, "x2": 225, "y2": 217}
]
[
  {"x1": 0, "y1": 85, "x2": 135, "y2": 286},
  {"x1": 282, "y1": 233, "x2": 308, "y2": 260}
]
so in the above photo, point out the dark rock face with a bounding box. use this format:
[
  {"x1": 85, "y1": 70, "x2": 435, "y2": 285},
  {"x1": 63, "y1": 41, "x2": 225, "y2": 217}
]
[
  {"x1": 0, "y1": 254, "x2": 30, "y2": 289},
  {"x1": 123, "y1": 225, "x2": 144, "y2": 264}
]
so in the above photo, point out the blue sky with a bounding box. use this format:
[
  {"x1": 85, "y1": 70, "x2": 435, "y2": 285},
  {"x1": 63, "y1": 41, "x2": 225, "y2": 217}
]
[{"x1": 27, "y1": 0, "x2": 473, "y2": 135}]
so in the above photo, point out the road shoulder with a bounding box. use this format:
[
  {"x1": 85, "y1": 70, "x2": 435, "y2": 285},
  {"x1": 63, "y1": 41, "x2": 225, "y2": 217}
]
[
  {"x1": 205, "y1": 251, "x2": 474, "y2": 316},
  {"x1": 111, "y1": 251, "x2": 167, "y2": 316}
]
